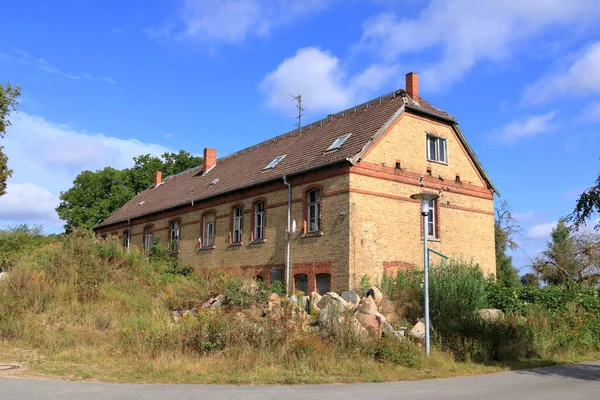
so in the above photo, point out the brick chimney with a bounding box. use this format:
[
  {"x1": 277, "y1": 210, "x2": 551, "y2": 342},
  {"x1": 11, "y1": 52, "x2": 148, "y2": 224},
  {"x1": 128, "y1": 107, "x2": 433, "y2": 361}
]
[
  {"x1": 203, "y1": 148, "x2": 216, "y2": 174},
  {"x1": 154, "y1": 171, "x2": 162, "y2": 187},
  {"x1": 406, "y1": 72, "x2": 419, "y2": 102}
]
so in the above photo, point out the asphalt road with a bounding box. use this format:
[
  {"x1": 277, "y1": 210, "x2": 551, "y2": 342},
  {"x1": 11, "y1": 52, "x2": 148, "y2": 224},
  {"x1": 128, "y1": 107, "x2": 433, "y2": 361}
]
[{"x1": 1, "y1": 361, "x2": 599, "y2": 400}]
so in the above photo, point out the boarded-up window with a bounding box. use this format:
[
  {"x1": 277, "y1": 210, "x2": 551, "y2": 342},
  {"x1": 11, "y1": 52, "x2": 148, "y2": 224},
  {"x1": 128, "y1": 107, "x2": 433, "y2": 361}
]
[
  {"x1": 316, "y1": 273, "x2": 331, "y2": 295},
  {"x1": 294, "y1": 274, "x2": 308, "y2": 294}
]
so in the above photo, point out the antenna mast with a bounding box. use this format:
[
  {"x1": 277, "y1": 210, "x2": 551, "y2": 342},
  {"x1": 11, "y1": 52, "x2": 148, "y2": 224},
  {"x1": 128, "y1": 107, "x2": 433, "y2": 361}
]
[{"x1": 290, "y1": 94, "x2": 304, "y2": 129}]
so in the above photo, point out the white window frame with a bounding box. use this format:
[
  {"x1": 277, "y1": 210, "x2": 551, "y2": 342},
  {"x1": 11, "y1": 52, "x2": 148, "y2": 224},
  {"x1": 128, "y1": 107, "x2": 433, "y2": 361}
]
[
  {"x1": 144, "y1": 226, "x2": 153, "y2": 253},
  {"x1": 427, "y1": 200, "x2": 437, "y2": 239},
  {"x1": 264, "y1": 155, "x2": 286, "y2": 170},
  {"x1": 232, "y1": 206, "x2": 243, "y2": 243},
  {"x1": 254, "y1": 201, "x2": 265, "y2": 240},
  {"x1": 426, "y1": 134, "x2": 448, "y2": 164},
  {"x1": 307, "y1": 189, "x2": 321, "y2": 233},
  {"x1": 170, "y1": 220, "x2": 180, "y2": 251},
  {"x1": 326, "y1": 133, "x2": 351, "y2": 151},
  {"x1": 203, "y1": 213, "x2": 215, "y2": 247}
]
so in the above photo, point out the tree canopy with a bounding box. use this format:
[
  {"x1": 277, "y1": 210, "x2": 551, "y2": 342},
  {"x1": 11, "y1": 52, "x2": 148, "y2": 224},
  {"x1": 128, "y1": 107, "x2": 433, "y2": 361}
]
[
  {"x1": 0, "y1": 82, "x2": 21, "y2": 196},
  {"x1": 568, "y1": 172, "x2": 600, "y2": 231},
  {"x1": 56, "y1": 151, "x2": 202, "y2": 232}
]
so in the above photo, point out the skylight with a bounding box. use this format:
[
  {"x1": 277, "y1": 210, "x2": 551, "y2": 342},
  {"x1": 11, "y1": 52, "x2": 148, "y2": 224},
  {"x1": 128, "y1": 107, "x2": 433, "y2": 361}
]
[
  {"x1": 326, "y1": 133, "x2": 351, "y2": 151},
  {"x1": 264, "y1": 155, "x2": 286, "y2": 170}
]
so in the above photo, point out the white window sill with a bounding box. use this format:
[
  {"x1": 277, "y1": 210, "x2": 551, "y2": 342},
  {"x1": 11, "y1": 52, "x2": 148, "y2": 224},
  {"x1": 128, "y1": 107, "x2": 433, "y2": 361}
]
[
  {"x1": 228, "y1": 242, "x2": 243, "y2": 247},
  {"x1": 426, "y1": 159, "x2": 448, "y2": 166},
  {"x1": 249, "y1": 239, "x2": 266, "y2": 245}
]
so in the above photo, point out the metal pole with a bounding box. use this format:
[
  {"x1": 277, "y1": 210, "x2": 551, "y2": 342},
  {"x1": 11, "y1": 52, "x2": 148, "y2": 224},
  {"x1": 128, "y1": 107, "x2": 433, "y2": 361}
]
[
  {"x1": 423, "y1": 209, "x2": 431, "y2": 356},
  {"x1": 283, "y1": 176, "x2": 292, "y2": 297}
]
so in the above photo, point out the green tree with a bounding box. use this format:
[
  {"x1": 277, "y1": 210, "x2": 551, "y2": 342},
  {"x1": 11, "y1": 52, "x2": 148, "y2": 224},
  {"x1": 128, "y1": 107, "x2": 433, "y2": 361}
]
[
  {"x1": 57, "y1": 167, "x2": 134, "y2": 232},
  {"x1": 494, "y1": 200, "x2": 522, "y2": 287},
  {"x1": 56, "y1": 151, "x2": 202, "y2": 232},
  {"x1": 534, "y1": 220, "x2": 580, "y2": 285},
  {"x1": 520, "y1": 273, "x2": 540, "y2": 287},
  {"x1": 568, "y1": 171, "x2": 600, "y2": 231},
  {"x1": 0, "y1": 82, "x2": 21, "y2": 196}
]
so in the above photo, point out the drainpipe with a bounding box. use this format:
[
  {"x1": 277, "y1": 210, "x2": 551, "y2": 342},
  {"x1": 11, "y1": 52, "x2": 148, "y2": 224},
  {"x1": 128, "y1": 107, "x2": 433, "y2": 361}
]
[
  {"x1": 283, "y1": 175, "x2": 292, "y2": 297},
  {"x1": 127, "y1": 219, "x2": 131, "y2": 251}
]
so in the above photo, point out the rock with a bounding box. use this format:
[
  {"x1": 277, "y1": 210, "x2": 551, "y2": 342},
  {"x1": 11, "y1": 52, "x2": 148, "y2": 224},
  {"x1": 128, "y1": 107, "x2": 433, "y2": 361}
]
[
  {"x1": 355, "y1": 312, "x2": 384, "y2": 338},
  {"x1": 210, "y1": 295, "x2": 225, "y2": 309},
  {"x1": 366, "y1": 286, "x2": 383, "y2": 308},
  {"x1": 380, "y1": 298, "x2": 396, "y2": 315},
  {"x1": 476, "y1": 309, "x2": 505, "y2": 322},
  {"x1": 0, "y1": 272, "x2": 6, "y2": 281},
  {"x1": 341, "y1": 290, "x2": 360, "y2": 307},
  {"x1": 241, "y1": 283, "x2": 260, "y2": 296},
  {"x1": 317, "y1": 292, "x2": 349, "y2": 310},
  {"x1": 317, "y1": 293, "x2": 349, "y2": 327},
  {"x1": 356, "y1": 296, "x2": 378, "y2": 315},
  {"x1": 268, "y1": 293, "x2": 281, "y2": 311},
  {"x1": 190, "y1": 307, "x2": 199, "y2": 317},
  {"x1": 409, "y1": 320, "x2": 426, "y2": 340},
  {"x1": 309, "y1": 292, "x2": 322, "y2": 313},
  {"x1": 382, "y1": 321, "x2": 405, "y2": 338},
  {"x1": 384, "y1": 312, "x2": 400, "y2": 324},
  {"x1": 172, "y1": 310, "x2": 183, "y2": 322}
]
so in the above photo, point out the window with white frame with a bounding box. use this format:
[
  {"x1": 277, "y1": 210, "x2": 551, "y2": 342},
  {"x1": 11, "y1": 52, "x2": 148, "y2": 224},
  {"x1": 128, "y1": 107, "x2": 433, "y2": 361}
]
[
  {"x1": 307, "y1": 189, "x2": 321, "y2": 233},
  {"x1": 426, "y1": 134, "x2": 447, "y2": 164},
  {"x1": 144, "y1": 226, "x2": 153, "y2": 253},
  {"x1": 170, "y1": 220, "x2": 180, "y2": 252},
  {"x1": 254, "y1": 201, "x2": 265, "y2": 240},
  {"x1": 203, "y1": 213, "x2": 215, "y2": 247},
  {"x1": 427, "y1": 200, "x2": 437, "y2": 238},
  {"x1": 232, "y1": 206, "x2": 243, "y2": 243}
]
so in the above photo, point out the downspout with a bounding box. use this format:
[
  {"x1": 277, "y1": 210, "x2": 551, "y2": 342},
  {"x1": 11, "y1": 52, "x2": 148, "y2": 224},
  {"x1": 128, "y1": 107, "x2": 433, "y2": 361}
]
[
  {"x1": 127, "y1": 219, "x2": 131, "y2": 251},
  {"x1": 283, "y1": 175, "x2": 292, "y2": 297}
]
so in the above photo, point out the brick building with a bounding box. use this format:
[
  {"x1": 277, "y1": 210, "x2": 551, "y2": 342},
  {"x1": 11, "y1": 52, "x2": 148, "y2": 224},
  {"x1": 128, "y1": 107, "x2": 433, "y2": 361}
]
[{"x1": 94, "y1": 72, "x2": 498, "y2": 294}]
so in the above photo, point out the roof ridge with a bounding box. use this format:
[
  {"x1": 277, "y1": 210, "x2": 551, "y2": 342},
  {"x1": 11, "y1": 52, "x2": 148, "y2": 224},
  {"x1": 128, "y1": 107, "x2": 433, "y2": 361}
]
[{"x1": 218, "y1": 89, "x2": 405, "y2": 163}]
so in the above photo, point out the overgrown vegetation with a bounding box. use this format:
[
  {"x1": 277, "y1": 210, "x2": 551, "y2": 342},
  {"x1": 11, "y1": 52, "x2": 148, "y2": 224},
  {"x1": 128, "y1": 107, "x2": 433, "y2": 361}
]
[
  {"x1": 380, "y1": 261, "x2": 600, "y2": 364},
  {"x1": 0, "y1": 229, "x2": 598, "y2": 383}
]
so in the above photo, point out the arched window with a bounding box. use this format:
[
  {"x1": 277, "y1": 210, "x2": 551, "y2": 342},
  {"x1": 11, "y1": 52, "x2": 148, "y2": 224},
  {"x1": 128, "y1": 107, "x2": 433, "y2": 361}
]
[
  {"x1": 202, "y1": 213, "x2": 215, "y2": 247},
  {"x1": 316, "y1": 273, "x2": 331, "y2": 295},
  {"x1": 122, "y1": 229, "x2": 130, "y2": 249},
  {"x1": 169, "y1": 220, "x2": 180, "y2": 252},
  {"x1": 254, "y1": 201, "x2": 265, "y2": 240},
  {"x1": 294, "y1": 274, "x2": 308, "y2": 294},
  {"x1": 143, "y1": 225, "x2": 154, "y2": 253},
  {"x1": 307, "y1": 189, "x2": 321, "y2": 233},
  {"x1": 232, "y1": 206, "x2": 243, "y2": 243}
]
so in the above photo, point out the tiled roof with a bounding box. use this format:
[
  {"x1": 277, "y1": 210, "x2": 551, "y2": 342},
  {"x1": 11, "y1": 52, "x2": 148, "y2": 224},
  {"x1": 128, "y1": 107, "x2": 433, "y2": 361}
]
[{"x1": 95, "y1": 90, "x2": 485, "y2": 229}]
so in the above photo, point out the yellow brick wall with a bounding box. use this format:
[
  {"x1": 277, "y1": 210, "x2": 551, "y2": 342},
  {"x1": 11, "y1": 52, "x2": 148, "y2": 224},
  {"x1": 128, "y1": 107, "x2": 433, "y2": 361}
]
[
  {"x1": 349, "y1": 114, "x2": 496, "y2": 286},
  {"x1": 364, "y1": 113, "x2": 487, "y2": 188}
]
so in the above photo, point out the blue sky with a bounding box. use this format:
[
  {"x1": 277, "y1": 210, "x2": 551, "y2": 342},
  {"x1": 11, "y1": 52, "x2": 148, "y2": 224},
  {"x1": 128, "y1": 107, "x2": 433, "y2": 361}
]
[{"x1": 1, "y1": 0, "x2": 599, "y2": 273}]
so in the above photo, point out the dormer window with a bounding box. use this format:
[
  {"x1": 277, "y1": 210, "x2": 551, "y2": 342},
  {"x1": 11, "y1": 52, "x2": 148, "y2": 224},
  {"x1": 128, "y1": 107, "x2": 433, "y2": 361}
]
[
  {"x1": 264, "y1": 155, "x2": 286, "y2": 170},
  {"x1": 326, "y1": 134, "x2": 351, "y2": 151}
]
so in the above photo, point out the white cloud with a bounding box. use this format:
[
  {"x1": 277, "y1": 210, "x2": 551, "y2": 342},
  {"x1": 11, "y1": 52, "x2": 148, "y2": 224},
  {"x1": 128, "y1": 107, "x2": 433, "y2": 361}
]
[
  {"x1": 523, "y1": 41, "x2": 600, "y2": 103},
  {"x1": 259, "y1": 47, "x2": 398, "y2": 115},
  {"x1": 0, "y1": 183, "x2": 61, "y2": 225},
  {"x1": 150, "y1": 0, "x2": 336, "y2": 45},
  {"x1": 0, "y1": 112, "x2": 170, "y2": 230},
  {"x1": 358, "y1": 0, "x2": 600, "y2": 91},
  {"x1": 525, "y1": 221, "x2": 558, "y2": 241},
  {"x1": 491, "y1": 111, "x2": 558, "y2": 144},
  {"x1": 513, "y1": 210, "x2": 545, "y2": 225},
  {"x1": 103, "y1": 76, "x2": 117, "y2": 85}
]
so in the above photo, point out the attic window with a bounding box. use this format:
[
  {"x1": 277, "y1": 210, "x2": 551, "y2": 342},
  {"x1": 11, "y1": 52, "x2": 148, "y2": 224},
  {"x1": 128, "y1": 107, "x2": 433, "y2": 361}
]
[
  {"x1": 326, "y1": 134, "x2": 351, "y2": 151},
  {"x1": 264, "y1": 155, "x2": 286, "y2": 170}
]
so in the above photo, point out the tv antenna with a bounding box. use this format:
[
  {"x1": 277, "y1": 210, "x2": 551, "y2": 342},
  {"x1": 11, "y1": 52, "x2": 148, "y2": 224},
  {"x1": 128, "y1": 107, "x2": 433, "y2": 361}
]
[{"x1": 290, "y1": 94, "x2": 304, "y2": 129}]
